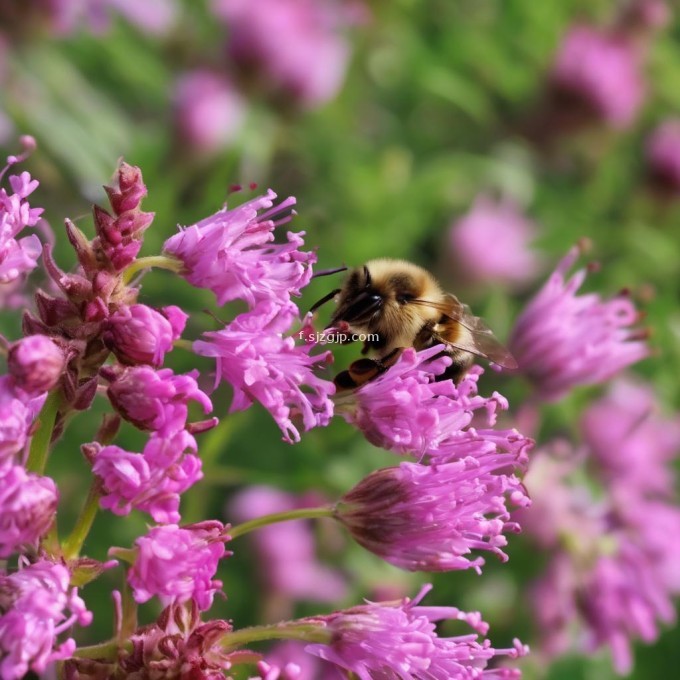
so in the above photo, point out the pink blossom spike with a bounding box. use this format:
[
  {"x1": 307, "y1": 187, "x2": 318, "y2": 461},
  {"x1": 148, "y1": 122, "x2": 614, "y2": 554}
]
[
  {"x1": 163, "y1": 189, "x2": 315, "y2": 309},
  {"x1": 194, "y1": 301, "x2": 334, "y2": 443},
  {"x1": 0, "y1": 560, "x2": 91, "y2": 680},
  {"x1": 126, "y1": 522, "x2": 231, "y2": 611},
  {"x1": 336, "y1": 456, "x2": 529, "y2": 573},
  {"x1": 305, "y1": 585, "x2": 527, "y2": 678}
]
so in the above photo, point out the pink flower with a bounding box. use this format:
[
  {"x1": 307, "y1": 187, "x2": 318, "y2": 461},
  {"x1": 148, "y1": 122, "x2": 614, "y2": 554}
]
[
  {"x1": 0, "y1": 170, "x2": 43, "y2": 285},
  {"x1": 550, "y1": 24, "x2": 645, "y2": 129},
  {"x1": 449, "y1": 196, "x2": 541, "y2": 288},
  {"x1": 581, "y1": 378, "x2": 680, "y2": 497},
  {"x1": 334, "y1": 346, "x2": 511, "y2": 457},
  {"x1": 127, "y1": 521, "x2": 231, "y2": 611},
  {"x1": 214, "y1": 0, "x2": 352, "y2": 108},
  {"x1": 0, "y1": 466, "x2": 58, "y2": 558},
  {"x1": 104, "y1": 365, "x2": 213, "y2": 436},
  {"x1": 523, "y1": 446, "x2": 680, "y2": 673},
  {"x1": 509, "y1": 245, "x2": 648, "y2": 401},
  {"x1": 92, "y1": 431, "x2": 202, "y2": 523},
  {"x1": 230, "y1": 486, "x2": 347, "y2": 605},
  {"x1": 0, "y1": 560, "x2": 91, "y2": 680},
  {"x1": 173, "y1": 69, "x2": 247, "y2": 152},
  {"x1": 0, "y1": 377, "x2": 39, "y2": 467},
  {"x1": 645, "y1": 119, "x2": 680, "y2": 195},
  {"x1": 164, "y1": 189, "x2": 314, "y2": 309},
  {"x1": 195, "y1": 301, "x2": 334, "y2": 443},
  {"x1": 117, "y1": 601, "x2": 235, "y2": 679},
  {"x1": 7, "y1": 334, "x2": 65, "y2": 397},
  {"x1": 104, "y1": 303, "x2": 187, "y2": 367},
  {"x1": 305, "y1": 584, "x2": 527, "y2": 679},
  {"x1": 336, "y1": 457, "x2": 529, "y2": 573}
]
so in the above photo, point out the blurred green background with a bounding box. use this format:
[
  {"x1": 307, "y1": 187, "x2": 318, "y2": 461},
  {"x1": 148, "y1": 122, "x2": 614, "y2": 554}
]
[{"x1": 1, "y1": 1, "x2": 680, "y2": 678}]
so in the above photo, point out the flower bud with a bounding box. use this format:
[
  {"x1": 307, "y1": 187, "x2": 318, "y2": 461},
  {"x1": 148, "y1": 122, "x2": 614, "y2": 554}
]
[
  {"x1": 8, "y1": 334, "x2": 65, "y2": 396},
  {"x1": 0, "y1": 465, "x2": 58, "y2": 558},
  {"x1": 103, "y1": 304, "x2": 186, "y2": 367}
]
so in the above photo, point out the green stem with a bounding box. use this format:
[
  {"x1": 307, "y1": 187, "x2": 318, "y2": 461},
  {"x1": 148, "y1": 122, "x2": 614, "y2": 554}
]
[
  {"x1": 229, "y1": 506, "x2": 335, "y2": 539},
  {"x1": 26, "y1": 391, "x2": 61, "y2": 474},
  {"x1": 62, "y1": 480, "x2": 102, "y2": 560},
  {"x1": 221, "y1": 622, "x2": 331, "y2": 650},
  {"x1": 72, "y1": 639, "x2": 131, "y2": 661},
  {"x1": 173, "y1": 338, "x2": 195, "y2": 352},
  {"x1": 121, "y1": 254, "x2": 183, "y2": 284}
]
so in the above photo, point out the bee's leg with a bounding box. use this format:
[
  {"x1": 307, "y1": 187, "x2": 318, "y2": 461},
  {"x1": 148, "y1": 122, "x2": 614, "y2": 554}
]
[
  {"x1": 333, "y1": 347, "x2": 404, "y2": 391},
  {"x1": 438, "y1": 351, "x2": 474, "y2": 384}
]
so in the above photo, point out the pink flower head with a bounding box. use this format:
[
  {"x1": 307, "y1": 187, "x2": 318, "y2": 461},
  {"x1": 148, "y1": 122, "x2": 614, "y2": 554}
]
[
  {"x1": 214, "y1": 0, "x2": 352, "y2": 108},
  {"x1": 336, "y1": 457, "x2": 529, "y2": 574},
  {"x1": 0, "y1": 465, "x2": 57, "y2": 558},
  {"x1": 645, "y1": 119, "x2": 680, "y2": 195},
  {"x1": 195, "y1": 301, "x2": 334, "y2": 443},
  {"x1": 164, "y1": 189, "x2": 315, "y2": 310},
  {"x1": 0, "y1": 169, "x2": 43, "y2": 285},
  {"x1": 104, "y1": 365, "x2": 213, "y2": 436},
  {"x1": 0, "y1": 377, "x2": 40, "y2": 468},
  {"x1": 117, "y1": 601, "x2": 235, "y2": 679},
  {"x1": 0, "y1": 560, "x2": 92, "y2": 680},
  {"x1": 127, "y1": 521, "x2": 231, "y2": 611},
  {"x1": 104, "y1": 303, "x2": 187, "y2": 367},
  {"x1": 449, "y1": 196, "x2": 541, "y2": 288},
  {"x1": 509, "y1": 245, "x2": 648, "y2": 401},
  {"x1": 550, "y1": 24, "x2": 645, "y2": 129},
  {"x1": 173, "y1": 69, "x2": 247, "y2": 152},
  {"x1": 581, "y1": 378, "x2": 680, "y2": 497},
  {"x1": 305, "y1": 584, "x2": 528, "y2": 679},
  {"x1": 334, "y1": 346, "x2": 511, "y2": 457},
  {"x1": 230, "y1": 486, "x2": 347, "y2": 603},
  {"x1": 92, "y1": 430, "x2": 202, "y2": 523},
  {"x1": 8, "y1": 334, "x2": 65, "y2": 397}
]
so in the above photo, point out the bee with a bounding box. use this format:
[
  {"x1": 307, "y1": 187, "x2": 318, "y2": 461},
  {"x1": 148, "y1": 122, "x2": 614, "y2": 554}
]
[{"x1": 310, "y1": 258, "x2": 517, "y2": 389}]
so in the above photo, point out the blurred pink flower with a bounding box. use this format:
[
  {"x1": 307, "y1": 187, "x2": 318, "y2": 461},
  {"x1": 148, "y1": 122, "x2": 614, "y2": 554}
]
[
  {"x1": 105, "y1": 0, "x2": 178, "y2": 34},
  {"x1": 229, "y1": 486, "x2": 347, "y2": 604},
  {"x1": 0, "y1": 560, "x2": 91, "y2": 680},
  {"x1": 259, "y1": 641, "x2": 334, "y2": 680},
  {"x1": 523, "y1": 446, "x2": 680, "y2": 674},
  {"x1": 336, "y1": 457, "x2": 529, "y2": 573},
  {"x1": 645, "y1": 119, "x2": 680, "y2": 195},
  {"x1": 214, "y1": 0, "x2": 353, "y2": 108},
  {"x1": 127, "y1": 521, "x2": 231, "y2": 611},
  {"x1": 0, "y1": 465, "x2": 58, "y2": 558},
  {"x1": 550, "y1": 24, "x2": 645, "y2": 129},
  {"x1": 581, "y1": 378, "x2": 680, "y2": 497},
  {"x1": 195, "y1": 301, "x2": 334, "y2": 443},
  {"x1": 305, "y1": 584, "x2": 527, "y2": 678},
  {"x1": 173, "y1": 69, "x2": 247, "y2": 153},
  {"x1": 164, "y1": 189, "x2": 313, "y2": 310},
  {"x1": 449, "y1": 197, "x2": 541, "y2": 288},
  {"x1": 509, "y1": 245, "x2": 648, "y2": 401}
]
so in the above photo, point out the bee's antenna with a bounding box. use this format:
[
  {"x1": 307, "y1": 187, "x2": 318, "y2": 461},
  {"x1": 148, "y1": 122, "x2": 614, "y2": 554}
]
[
  {"x1": 309, "y1": 288, "x2": 341, "y2": 314},
  {"x1": 312, "y1": 266, "x2": 348, "y2": 278}
]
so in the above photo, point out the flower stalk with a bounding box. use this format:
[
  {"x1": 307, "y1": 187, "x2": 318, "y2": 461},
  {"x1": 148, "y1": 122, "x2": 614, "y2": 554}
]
[{"x1": 229, "y1": 506, "x2": 335, "y2": 539}]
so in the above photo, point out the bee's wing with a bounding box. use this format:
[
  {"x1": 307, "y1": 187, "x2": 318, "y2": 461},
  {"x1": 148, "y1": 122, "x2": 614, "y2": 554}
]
[{"x1": 413, "y1": 294, "x2": 518, "y2": 370}]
